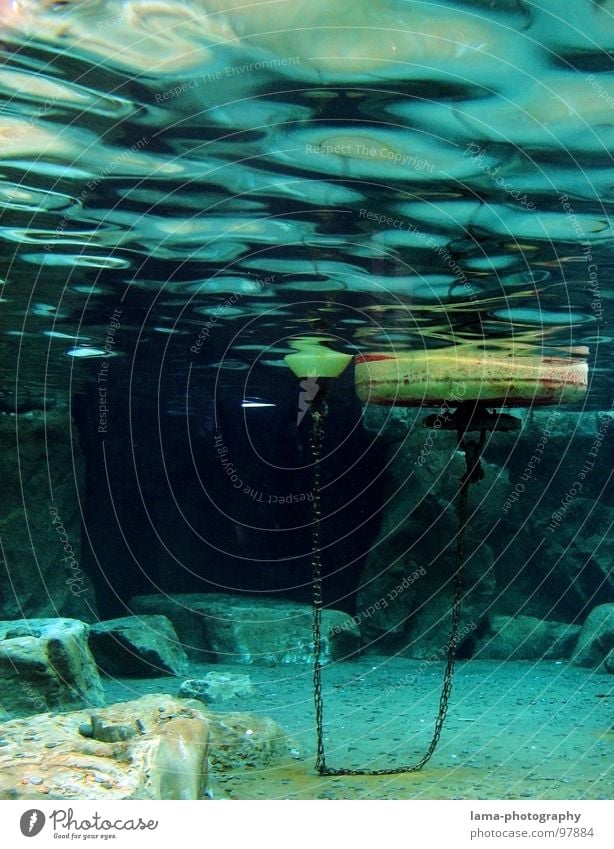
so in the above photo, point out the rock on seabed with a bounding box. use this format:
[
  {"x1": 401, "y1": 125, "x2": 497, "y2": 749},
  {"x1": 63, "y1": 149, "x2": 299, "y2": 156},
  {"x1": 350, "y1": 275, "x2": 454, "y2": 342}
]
[
  {"x1": 0, "y1": 618, "x2": 104, "y2": 717},
  {"x1": 89, "y1": 615, "x2": 189, "y2": 677},
  {"x1": 0, "y1": 694, "x2": 296, "y2": 800},
  {"x1": 131, "y1": 593, "x2": 360, "y2": 665}
]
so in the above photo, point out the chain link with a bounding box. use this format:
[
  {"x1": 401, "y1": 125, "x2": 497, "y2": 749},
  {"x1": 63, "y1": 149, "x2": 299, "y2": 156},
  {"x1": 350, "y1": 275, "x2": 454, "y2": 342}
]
[
  {"x1": 311, "y1": 411, "x2": 471, "y2": 776},
  {"x1": 310, "y1": 408, "x2": 327, "y2": 772}
]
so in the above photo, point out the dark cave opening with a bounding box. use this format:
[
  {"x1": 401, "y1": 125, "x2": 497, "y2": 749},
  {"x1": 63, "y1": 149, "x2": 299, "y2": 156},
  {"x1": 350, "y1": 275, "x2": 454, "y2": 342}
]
[{"x1": 73, "y1": 346, "x2": 387, "y2": 620}]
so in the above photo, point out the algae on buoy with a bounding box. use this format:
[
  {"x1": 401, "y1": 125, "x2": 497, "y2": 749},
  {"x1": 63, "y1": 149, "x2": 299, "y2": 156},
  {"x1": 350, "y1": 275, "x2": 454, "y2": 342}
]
[{"x1": 354, "y1": 348, "x2": 588, "y2": 407}]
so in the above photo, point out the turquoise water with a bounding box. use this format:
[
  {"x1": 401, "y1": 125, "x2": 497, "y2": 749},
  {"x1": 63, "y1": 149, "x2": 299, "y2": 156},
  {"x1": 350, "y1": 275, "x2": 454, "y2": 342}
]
[
  {"x1": 0, "y1": 0, "x2": 612, "y2": 804},
  {"x1": 0, "y1": 0, "x2": 611, "y2": 410}
]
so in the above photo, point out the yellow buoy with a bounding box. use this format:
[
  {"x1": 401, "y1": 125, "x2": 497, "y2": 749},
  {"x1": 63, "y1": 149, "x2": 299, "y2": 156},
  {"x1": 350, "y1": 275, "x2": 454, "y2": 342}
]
[{"x1": 285, "y1": 337, "x2": 352, "y2": 379}]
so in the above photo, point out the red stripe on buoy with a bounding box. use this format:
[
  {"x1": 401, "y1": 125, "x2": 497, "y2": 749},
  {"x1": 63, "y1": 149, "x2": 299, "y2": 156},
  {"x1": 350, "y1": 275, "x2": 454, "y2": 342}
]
[{"x1": 353, "y1": 354, "x2": 394, "y2": 364}]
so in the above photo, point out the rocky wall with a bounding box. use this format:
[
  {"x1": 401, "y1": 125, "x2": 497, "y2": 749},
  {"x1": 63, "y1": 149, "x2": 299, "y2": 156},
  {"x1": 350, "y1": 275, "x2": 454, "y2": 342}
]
[
  {"x1": 0, "y1": 402, "x2": 94, "y2": 620},
  {"x1": 356, "y1": 407, "x2": 614, "y2": 657}
]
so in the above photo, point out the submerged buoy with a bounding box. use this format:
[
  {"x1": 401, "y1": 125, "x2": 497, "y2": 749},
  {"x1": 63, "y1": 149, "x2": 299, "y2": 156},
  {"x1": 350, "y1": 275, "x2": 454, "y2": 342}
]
[
  {"x1": 284, "y1": 336, "x2": 352, "y2": 379},
  {"x1": 354, "y1": 349, "x2": 588, "y2": 407}
]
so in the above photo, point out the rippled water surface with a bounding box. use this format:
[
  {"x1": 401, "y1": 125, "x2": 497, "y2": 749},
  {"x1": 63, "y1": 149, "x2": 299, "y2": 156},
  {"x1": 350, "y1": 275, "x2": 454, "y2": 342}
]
[{"x1": 0, "y1": 0, "x2": 612, "y2": 410}]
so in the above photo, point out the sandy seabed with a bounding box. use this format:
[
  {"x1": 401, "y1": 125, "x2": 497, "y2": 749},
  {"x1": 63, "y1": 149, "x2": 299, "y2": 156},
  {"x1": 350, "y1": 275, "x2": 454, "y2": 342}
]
[{"x1": 104, "y1": 657, "x2": 613, "y2": 801}]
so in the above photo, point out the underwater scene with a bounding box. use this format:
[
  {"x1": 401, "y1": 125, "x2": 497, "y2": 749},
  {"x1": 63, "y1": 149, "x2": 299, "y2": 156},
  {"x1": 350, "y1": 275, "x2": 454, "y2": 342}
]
[{"x1": 0, "y1": 0, "x2": 612, "y2": 811}]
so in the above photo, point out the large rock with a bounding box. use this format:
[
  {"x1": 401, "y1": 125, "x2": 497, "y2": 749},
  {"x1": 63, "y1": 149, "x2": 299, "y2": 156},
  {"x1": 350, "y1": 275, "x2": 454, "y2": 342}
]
[
  {"x1": 572, "y1": 604, "x2": 614, "y2": 670},
  {"x1": 0, "y1": 694, "x2": 296, "y2": 800},
  {"x1": 179, "y1": 672, "x2": 254, "y2": 703},
  {"x1": 0, "y1": 695, "x2": 209, "y2": 800},
  {"x1": 357, "y1": 406, "x2": 613, "y2": 655},
  {"x1": 0, "y1": 618, "x2": 104, "y2": 717},
  {"x1": 0, "y1": 405, "x2": 94, "y2": 620},
  {"x1": 89, "y1": 615, "x2": 189, "y2": 677},
  {"x1": 507, "y1": 410, "x2": 614, "y2": 441},
  {"x1": 473, "y1": 615, "x2": 580, "y2": 660},
  {"x1": 357, "y1": 408, "x2": 510, "y2": 656},
  {"x1": 530, "y1": 499, "x2": 614, "y2": 619},
  {"x1": 475, "y1": 411, "x2": 613, "y2": 620},
  {"x1": 207, "y1": 711, "x2": 296, "y2": 770},
  {"x1": 131, "y1": 592, "x2": 360, "y2": 665}
]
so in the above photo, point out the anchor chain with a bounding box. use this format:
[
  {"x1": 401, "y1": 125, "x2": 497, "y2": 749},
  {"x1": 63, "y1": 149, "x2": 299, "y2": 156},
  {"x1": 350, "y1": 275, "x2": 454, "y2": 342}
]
[
  {"x1": 311, "y1": 410, "x2": 474, "y2": 776},
  {"x1": 309, "y1": 407, "x2": 327, "y2": 773}
]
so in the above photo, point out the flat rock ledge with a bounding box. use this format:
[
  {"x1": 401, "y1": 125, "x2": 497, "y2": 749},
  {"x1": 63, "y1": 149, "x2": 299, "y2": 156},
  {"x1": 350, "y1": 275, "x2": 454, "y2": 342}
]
[
  {"x1": 0, "y1": 694, "x2": 297, "y2": 801},
  {"x1": 131, "y1": 593, "x2": 360, "y2": 665}
]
